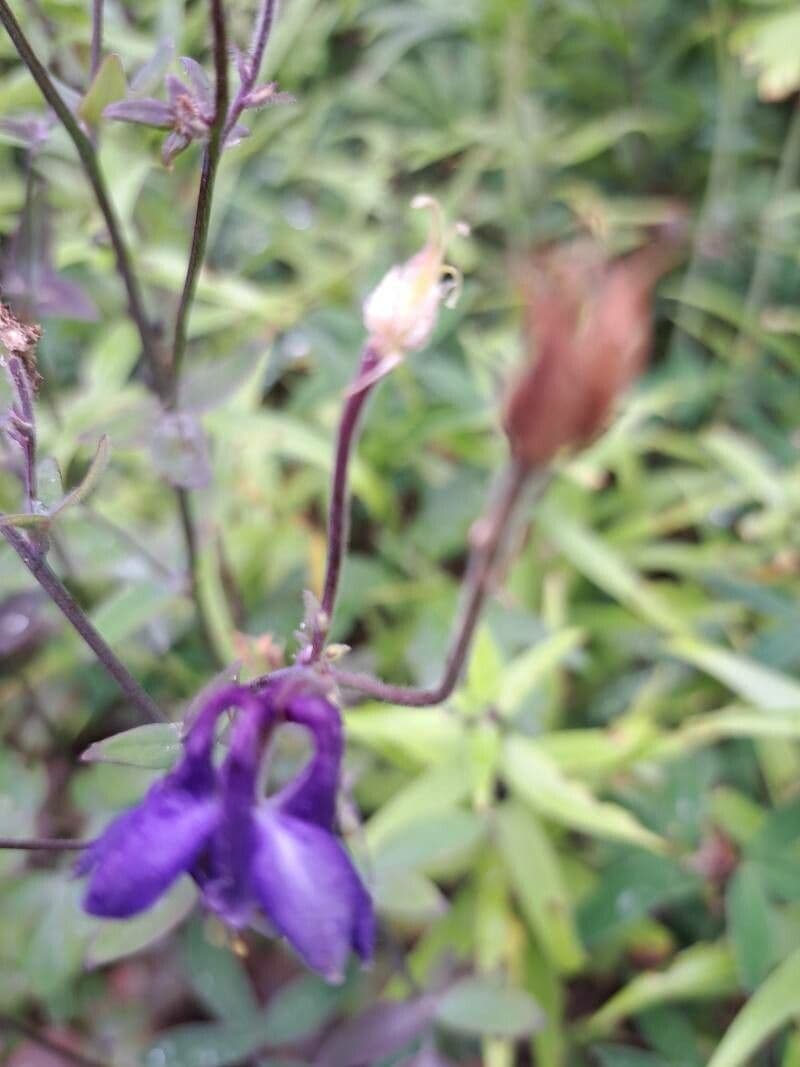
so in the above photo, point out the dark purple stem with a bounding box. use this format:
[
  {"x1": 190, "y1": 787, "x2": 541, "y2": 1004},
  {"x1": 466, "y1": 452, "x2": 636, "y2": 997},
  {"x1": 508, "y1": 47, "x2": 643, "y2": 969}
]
[
  {"x1": 225, "y1": 0, "x2": 277, "y2": 136},
  {"x1": 0, "y1": 0, "x2": 164, "y2": 394},
  {"x1": 0, "y1": 836, "x2": 88, "y2": 850},
  {"x1": 308, "y1": 345, "x2": 381, "y2": 660},
  {"x1": 89, "y1": 0, "x2": 103, "y2": 78},
  {"x1": 0, "y1": 525, "x2": 166, "y2": 722},
  {"x1": 330, "y1": 460, "x2": 539, "y2": 706},
  {"x1": 169, "y1": 0, "x2": 229, "y2": 402}
]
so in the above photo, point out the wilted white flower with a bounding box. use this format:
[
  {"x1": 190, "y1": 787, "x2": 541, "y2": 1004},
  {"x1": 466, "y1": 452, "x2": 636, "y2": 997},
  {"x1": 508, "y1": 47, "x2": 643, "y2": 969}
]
[{"x1": 363, "y1": 196, "x2": 467, "y2": 364}]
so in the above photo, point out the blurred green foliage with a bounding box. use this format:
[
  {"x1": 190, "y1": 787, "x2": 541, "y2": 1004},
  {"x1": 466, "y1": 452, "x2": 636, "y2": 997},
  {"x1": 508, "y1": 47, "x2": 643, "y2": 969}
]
[{"x1": 1, "y1": 0, "x2": 800, "y2": 1064}]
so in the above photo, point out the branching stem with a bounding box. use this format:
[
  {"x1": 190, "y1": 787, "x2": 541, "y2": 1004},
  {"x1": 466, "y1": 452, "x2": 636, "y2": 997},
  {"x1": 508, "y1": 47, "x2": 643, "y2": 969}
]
[{"x1": 330, "y1": 462, "x2": 540, "y2": 706}]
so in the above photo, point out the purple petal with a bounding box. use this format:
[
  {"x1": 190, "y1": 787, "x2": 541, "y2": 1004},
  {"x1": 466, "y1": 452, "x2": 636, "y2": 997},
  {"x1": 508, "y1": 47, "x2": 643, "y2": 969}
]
[
  {"x1": 275, "y1": 694, "x2": 343, "y2": 829},
  {"x1": 224, "y1": 123, "x2": 251, "y2": 149},
  {"x1": 250, "y1": 808, "x2": 374, "y2": 982},
  {"x1": 180, "y1": 57, "x2": 213, "y2": 108},
  {"x1": 166, "y1": 74, "x2": 191, "y2": 106},
  {"x1": 161, "y1": 130, "x2": 191, "y2": 166},
  {"x1": 103, "y1": 98, "x2": 173, "y2": 128},
  {"x1": 81, "y1": 775, "x2": 220, "y2": 918}
]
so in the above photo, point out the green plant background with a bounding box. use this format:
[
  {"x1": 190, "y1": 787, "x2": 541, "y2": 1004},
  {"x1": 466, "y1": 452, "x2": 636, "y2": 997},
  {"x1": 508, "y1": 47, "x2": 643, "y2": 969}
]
[{"x1": 1, "y1": 0, "x2": 800, "y2": 1065}]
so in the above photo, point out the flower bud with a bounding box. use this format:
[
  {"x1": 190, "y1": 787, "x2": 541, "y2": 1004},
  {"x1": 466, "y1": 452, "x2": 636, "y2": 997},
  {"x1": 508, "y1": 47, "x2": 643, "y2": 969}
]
[
  {"x1": 363, "y1": 196, "x2": 466, "y2": 362},
  {"x1": 503, "y1": 234, "x2": 683, "y2": 467}
]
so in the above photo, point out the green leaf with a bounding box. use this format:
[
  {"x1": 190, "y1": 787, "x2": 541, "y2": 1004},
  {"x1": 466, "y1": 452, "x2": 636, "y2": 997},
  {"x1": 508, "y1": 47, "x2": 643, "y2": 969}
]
[
  {"x1": 81, "y1": 722, "x2": 181, "y2": 770},
  {"x1": 372, "y1": 868, "x2": 448, "y2": 924},
  {"x1": 536, "y1": 503, "x2": 685, "y2": 633},
  {"x1": 708, "y1": 945, "x2": 800, "y2": 1067},
  {"x1": 584, "y1": 943, "x2": 738, "y2": 1037},
  {"x1": 732, "y1": 8, "x2": 800, "y2": 101},
  {"x1": 50, "y1": 435, "x2": 111, "y2": 517},
  {"x1": 345, "y1": 706, "x2": 462, "y2": 766},
  {"x1": 145, "y1": 976, "x2": 341, "y2": 1067},
  {"x1": 668, "y1": 639, "x2": 800, "y2": 710},
  {"x1": 435, "y1": 976, "x2": 544, "y2": 1039},
  {"x1": 87, "y1": 877, "x2": 196, "y2": 966},
  {"x1": 726, "y1": 863, "x2": 775, "y2": 991},
  {"x1": 365, "y1": 758, "x2": 472, "y2": 850},
  {"x1": 496, "y1": 628, "x2": 583, "y2": 718},
  {"x1": 503, "y1": 737, "x2": 664, "y2": 852},
  {"x1": 496, "y1": 802, "x2": 585, "y2": 974},
  {"x1": 182, "y1": 920, "x2": 259, "y2": 1024},
  {"x1": 79, "y1": 53, "x2": 127, "y2": 124}
]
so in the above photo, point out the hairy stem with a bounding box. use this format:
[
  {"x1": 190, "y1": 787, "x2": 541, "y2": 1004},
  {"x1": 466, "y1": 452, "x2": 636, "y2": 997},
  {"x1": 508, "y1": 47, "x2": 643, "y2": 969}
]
[
  {"x1": 331, "y1": 461, "x2": 539, "y2": 706},
  {"x1": 225, "y1": 0, "x2": 278, "y2": 136},
  {"x1": 0, "y1": 0, "x2": 165, "y2": 393},
  {"x1": 169, "y1": 0, "x2": 229, "y2": 401},
  {"x1": 307, "y1": 346, "x2": 381, "y2": 660},
  {"x1": 89, "y1": 0, "x2": 103, "y2": 77},
  {"x1": 1, "y1": 525, "x2": 166, "y2": 722}
]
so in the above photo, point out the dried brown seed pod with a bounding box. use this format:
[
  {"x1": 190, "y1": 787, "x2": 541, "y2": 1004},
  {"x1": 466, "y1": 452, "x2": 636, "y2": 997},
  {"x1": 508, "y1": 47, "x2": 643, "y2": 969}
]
[{"x1": 503, "y1": 231, "x2": 684, "y2": 468}]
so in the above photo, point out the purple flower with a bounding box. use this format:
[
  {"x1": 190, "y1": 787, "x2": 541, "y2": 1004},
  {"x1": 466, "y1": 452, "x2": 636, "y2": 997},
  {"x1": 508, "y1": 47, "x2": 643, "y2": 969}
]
[
  {"x1": 201, "y1": 687, "x2": 374, "y2": 983},
  {"x1": 79, "y1": 678, "x2": 374, "y2": 983},
  {"x1": 103, "y1": 55, "x2": 292, "y2": 166},
  {"x1": 78, "y1": 683, "x2": 254, "y2": 916}
]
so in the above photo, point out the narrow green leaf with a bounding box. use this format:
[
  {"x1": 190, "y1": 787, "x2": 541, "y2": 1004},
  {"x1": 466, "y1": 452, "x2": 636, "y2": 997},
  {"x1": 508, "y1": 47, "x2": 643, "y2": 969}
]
[
  {"x1": 496, "y1": 628, "x2": 583, "y2": 718},
  {"x1": 81, "y1": 722, "x2": 181, "y2": 770},
  {"x1": 536, "y1": 503, "x2": 685, "y2": 633},
  {"x1": 497, "y1": 802, "x2": 585, "y2": 974},
  {"x1": 345, "y1": 706, "x2": 462, "y2": 766},
  {"x1": 668, "y1": 638, "x2": 800, "y2": 710},
  {"x1": 372, "y1": 868, "x2": 448, "y2": 924},
  {"x1": 708, "y1": 945, "x2": 800, "y2": 1067},
  {"x1": 365, "y1": 758, "x2": 471, "y2": 850},
  {"x1": 504, "y1": 737, "x2": 664, "y2": 852},
  {"x1": 584, "y1": 943, "x2": 737, "y2": 1037},
  {"x1": 726, "y1": 863, "x2": 775, "y2": 990},
  {"x1": 435, "y1": 976, "x2": 544, "y2": 1039}
]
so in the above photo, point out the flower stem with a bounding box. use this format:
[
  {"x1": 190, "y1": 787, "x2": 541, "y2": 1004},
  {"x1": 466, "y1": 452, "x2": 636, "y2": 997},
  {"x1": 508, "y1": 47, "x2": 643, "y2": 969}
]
[
  {"x1": 168, "y1": 0, "x2": 229, "y2": 403},
  {"x1": 331, "y1": 460, "x2": 541, "y2": 706},
  {"x1": 0, "y1": 836, "x2": 88, "y2": 850},
  {"x1": 89, "y1": 0, "x2": 103, "y2": 78},
  {"x1": 0, "y1": 525, "x2": 166, "y2": 722},
  {"x1": 308, "y1": 345, "x2": 382, "y2": 660},
  {"x1": 0, "y1": 0, "x2": 165, "y2": 394}
]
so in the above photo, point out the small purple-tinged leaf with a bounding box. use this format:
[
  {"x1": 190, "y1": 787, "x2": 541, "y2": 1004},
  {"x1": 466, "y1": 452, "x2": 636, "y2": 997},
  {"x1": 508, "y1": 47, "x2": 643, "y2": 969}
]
[
  {"x1": 315, "y1": 997, "x2": 439, "y2": 1067},
  {"x1": 150, "y1": 412, "x2": 211, "y2": 490},
  {"x1": 103, "y1": 97, "x2": 173, "y2": 129},
  {"x1": 36, "y1": 269, "x2": 98, "y2": 322}
]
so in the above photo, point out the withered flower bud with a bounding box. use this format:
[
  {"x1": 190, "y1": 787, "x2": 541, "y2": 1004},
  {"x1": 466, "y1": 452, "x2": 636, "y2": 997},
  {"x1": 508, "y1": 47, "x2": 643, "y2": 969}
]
[
  {"x1": 0, "y1": 301, "x2": 42, "y2": 387},
  {"x1": 503, "y1": 233, "x2": 683, "y2": 468}
]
